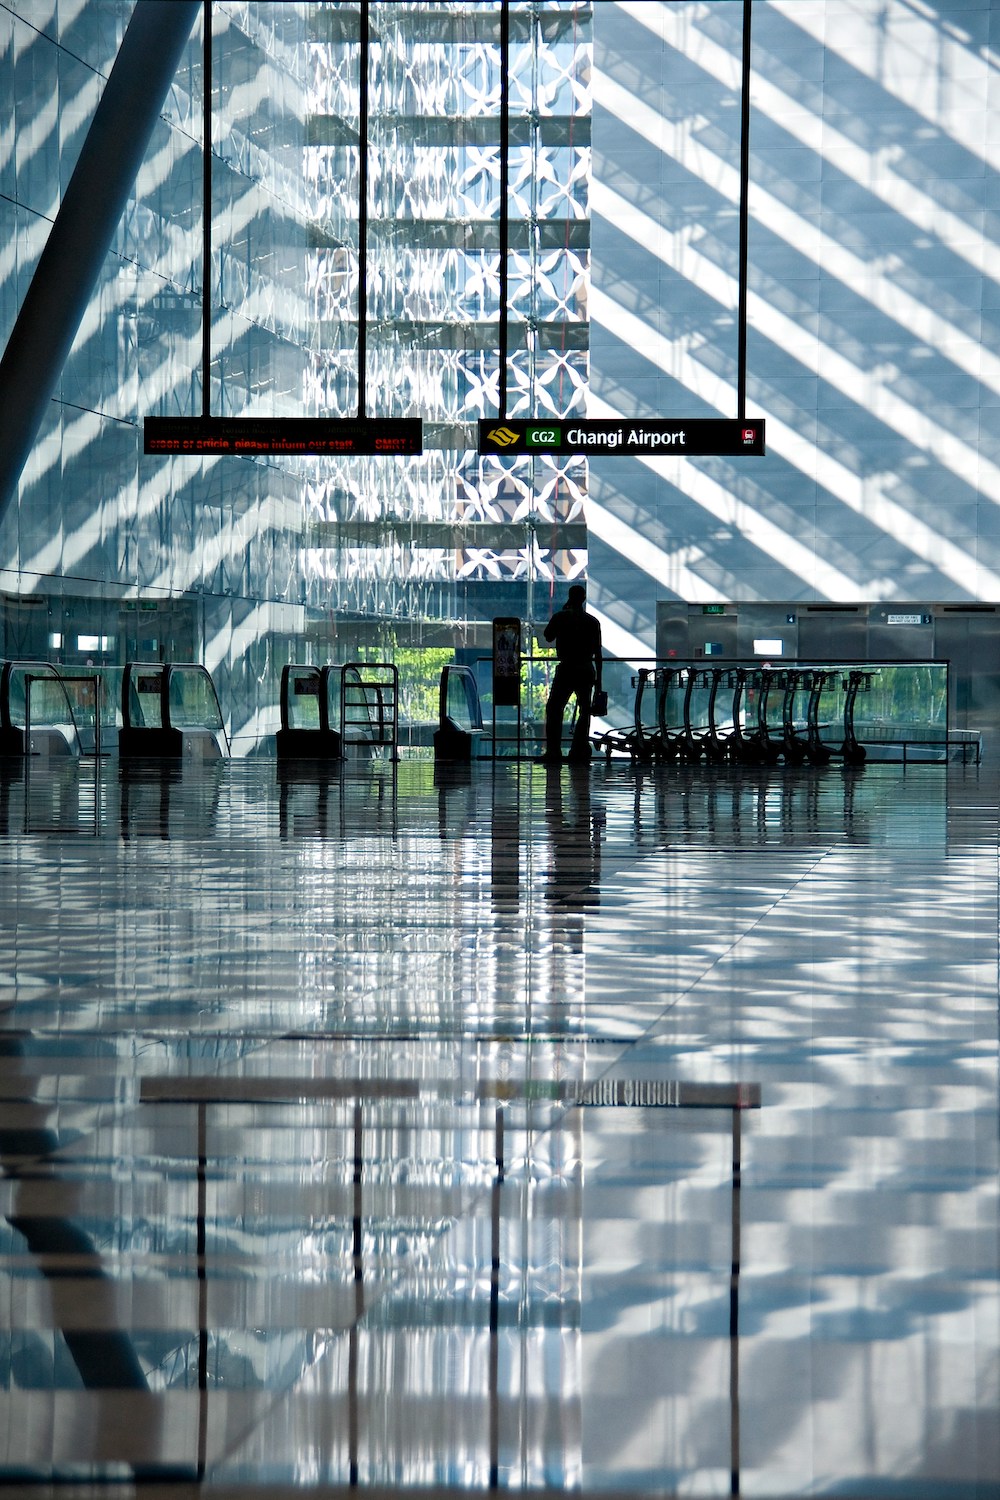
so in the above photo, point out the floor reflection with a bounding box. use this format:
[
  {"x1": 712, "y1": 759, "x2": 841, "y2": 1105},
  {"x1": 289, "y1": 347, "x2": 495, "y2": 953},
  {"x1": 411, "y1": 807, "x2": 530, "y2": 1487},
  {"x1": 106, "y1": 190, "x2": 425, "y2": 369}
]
[{"x1": 0, "y1": 758, "x2": 995, "y2": 1494}]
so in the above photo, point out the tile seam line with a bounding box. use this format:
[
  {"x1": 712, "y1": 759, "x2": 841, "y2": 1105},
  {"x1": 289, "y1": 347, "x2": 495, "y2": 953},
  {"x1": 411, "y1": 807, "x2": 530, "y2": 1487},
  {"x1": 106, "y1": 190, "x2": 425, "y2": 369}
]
[{"x1": 598, "y1": 843, "x2": 844, "y2": 1061}]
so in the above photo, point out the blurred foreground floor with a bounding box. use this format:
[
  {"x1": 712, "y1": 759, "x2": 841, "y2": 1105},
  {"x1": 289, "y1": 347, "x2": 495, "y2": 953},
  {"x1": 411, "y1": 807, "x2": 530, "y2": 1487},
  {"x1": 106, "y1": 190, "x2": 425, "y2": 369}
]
[{"x1": 0, "y1": 756, "x2": 996, "y2": 1498}]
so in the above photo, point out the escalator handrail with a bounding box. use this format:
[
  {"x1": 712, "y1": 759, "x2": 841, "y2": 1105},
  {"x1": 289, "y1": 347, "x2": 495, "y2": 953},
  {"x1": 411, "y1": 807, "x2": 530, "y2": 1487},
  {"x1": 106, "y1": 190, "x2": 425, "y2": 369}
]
[
  {"x1": 121, "y1": 661, "x2": 229, "y2": 753},
  {"x1": 1, "y1": 659, "x2": 83, "y2": 739}
]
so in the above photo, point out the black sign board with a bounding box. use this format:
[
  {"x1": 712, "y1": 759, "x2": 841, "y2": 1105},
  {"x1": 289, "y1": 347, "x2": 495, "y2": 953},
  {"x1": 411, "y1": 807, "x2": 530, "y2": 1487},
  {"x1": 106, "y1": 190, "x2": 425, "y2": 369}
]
[
  {"x1": 492, "y1": 617, "x2": 521, "y2": 708},
  {"x1": 478, "y1": 417, "x2": 765, "y2": 457},
  {"x1": 144, "y1": 416, "x2": 423, "y2": 457}
]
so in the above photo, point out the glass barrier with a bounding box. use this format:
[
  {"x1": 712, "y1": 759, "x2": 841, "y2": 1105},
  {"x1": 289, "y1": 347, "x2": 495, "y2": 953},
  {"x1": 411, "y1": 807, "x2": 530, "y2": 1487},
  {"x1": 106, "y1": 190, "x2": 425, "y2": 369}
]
[
  {"x1": 433, "y1": 664, "x2": 486, "y2": 762},
  {"x1": 442, "y1": 665, "x2": 483, "y2": 734},
  {"x1": 283, "y1": 667, "x2": 324, "y2": 732},
  {"x1": 276, "y1": 664, "x2": 342, "y2": 761},
  {"x1": 647, "y1": 660, "x2": 952, "y2": 764},
  {"x1": 48, "y1": 673, "x2": 102, "y2": 757},
  {"x1": 851, "y1": 663, "x2": 948, "y2": 745},
  {"x1": 167, "y1": 666, "x2": 225, "y2": 733},
  {"x1": 1, "y1": 663, "x2": 81, "y2": 757},
  {"x1": 125, "y1": 665, "x2": 165, "y2": 731},
  {"x1": 7, "y1": 666, "x2": 64, "y2": 730},
  {"x1": 120, "y1": 662, "x2": 229, "y2": 759}
]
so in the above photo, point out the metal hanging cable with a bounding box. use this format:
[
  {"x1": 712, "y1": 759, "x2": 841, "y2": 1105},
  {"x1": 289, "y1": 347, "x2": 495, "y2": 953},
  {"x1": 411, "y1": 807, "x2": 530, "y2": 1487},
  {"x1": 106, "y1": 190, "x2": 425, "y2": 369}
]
[
  {"x1": 358, "y1": 0, "x2": 371, "y2": 417},
  {"x1": 498, "y1": 0, "x2": 510, "y2": 420},
  {"x1": 737, "y1": 0, "x2": 753, "y2": 421}
]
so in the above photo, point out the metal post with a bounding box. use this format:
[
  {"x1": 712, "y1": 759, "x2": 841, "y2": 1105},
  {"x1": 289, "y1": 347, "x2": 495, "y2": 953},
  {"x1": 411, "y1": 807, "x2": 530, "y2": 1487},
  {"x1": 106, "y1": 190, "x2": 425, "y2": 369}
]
[
  {"x1": 202, "y1": 1, "x2": 213, "y2": 417},
  {"x1": 350, "y1": 1102, "x2": 364, "y2": 1485},
  {"x1": 197, "y1": 1100, "x2": 209, "y2": 1479},
  {"x1": 489, "y1": 1106, "x2": 505, "y2": 1487},
  {"x1": 358, "y1": 1, "x2": 370, "y2": 417},
  {"x1": 730, "y1": 1106, "x2": 742, "y2": 1497},
  {"x1": 736, "y1": 0, "x2": 753, "y2": 421},
  {"x1": 498, "y1": 1, "x2": 510, "y2": 419}
]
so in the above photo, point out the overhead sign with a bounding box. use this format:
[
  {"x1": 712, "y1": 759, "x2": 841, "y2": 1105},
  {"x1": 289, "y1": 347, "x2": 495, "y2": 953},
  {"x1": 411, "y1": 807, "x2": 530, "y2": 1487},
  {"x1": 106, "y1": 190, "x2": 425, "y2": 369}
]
[
  {"x1": 478, "y1": 417, "x2": 765, "y2": 457},
  {"x1": 144, "y1": 416, "x2": 423, "y2": 457}
]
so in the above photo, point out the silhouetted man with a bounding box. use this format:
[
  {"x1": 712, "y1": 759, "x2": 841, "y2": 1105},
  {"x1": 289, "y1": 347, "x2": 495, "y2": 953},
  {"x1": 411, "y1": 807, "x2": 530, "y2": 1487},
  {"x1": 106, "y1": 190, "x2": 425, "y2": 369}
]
[{"x1": 540, "y1": 583, "x2": 602, "y2": 764}]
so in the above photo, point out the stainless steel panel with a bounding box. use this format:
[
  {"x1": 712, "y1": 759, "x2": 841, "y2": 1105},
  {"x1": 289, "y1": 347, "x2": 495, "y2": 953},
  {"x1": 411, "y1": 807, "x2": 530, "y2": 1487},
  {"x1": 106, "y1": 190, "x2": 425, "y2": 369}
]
[{"x1": 797, "y1": 606, "x2": 867, "y2": 661}]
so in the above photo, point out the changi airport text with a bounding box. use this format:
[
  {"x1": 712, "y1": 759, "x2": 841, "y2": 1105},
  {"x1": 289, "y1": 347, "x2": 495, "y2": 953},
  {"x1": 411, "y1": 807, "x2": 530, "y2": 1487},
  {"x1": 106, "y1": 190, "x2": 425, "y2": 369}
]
[{"x1": 562, "y1": 426, "x2": 686, "y2": 449}]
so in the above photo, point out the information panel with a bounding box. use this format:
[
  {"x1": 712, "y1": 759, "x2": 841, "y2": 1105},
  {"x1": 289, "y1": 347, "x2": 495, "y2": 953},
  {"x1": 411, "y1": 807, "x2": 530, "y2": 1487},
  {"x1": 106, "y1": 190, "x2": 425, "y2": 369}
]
[
  {"x1": 492, "y1": 616, "x2": 521, "y2": 708},
  {"x1": 478, "y1": 417, "x2": 765, "y2": 457},
  {"x1": 144, "y1": 416, "x2": 423, "y2": 457}
]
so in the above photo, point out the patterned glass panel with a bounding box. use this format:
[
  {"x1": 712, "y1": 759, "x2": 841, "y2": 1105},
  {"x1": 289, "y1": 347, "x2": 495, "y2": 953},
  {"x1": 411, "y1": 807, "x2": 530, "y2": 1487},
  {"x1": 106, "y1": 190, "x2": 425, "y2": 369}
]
[
  {"x1": 303, "y1": 0, "x2": 592, "y2": 604},
  {"x1": 0, "y1": 1, "x2": 591, "y2": 748}
]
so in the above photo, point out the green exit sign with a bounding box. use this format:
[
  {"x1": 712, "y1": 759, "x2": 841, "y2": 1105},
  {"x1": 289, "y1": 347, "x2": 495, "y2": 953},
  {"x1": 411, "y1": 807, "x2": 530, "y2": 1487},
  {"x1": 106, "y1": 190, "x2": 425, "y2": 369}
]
[{"x1": 702, "y1": 604, "x2": 726, "y2": 615}]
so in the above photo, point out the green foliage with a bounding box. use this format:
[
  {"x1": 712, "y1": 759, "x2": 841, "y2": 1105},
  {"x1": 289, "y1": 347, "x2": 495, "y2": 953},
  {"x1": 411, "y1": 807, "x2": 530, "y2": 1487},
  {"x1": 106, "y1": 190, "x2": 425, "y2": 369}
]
[
  {"x1": 394, "y1": 646, "x2": 455, "y2": 722},
  {"x1": 867, "y1": 665, "x2": 946, "y2": 726},
  {"x1": 351, "y1": 636, "x2": 454, "y2": 723}
]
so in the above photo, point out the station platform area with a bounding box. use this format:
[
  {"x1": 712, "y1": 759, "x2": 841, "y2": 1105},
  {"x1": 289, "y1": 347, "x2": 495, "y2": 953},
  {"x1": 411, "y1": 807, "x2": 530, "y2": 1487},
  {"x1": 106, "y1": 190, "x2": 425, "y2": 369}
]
[{"x1": 0, "y1": 756, "x2": 996, "y2": 1498}]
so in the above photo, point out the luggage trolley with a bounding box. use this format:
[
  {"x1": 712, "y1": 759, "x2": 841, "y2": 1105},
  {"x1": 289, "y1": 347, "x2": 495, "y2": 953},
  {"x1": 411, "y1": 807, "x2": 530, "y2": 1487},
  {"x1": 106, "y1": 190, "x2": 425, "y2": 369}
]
[
  {"x1": 340, "y1": 662, "x2": 399, "y2": 761},
  {"x1": 730, "y1": 667, "x2": 779, "y2": 764},
  {"x1": 593, "y1": 666, "x2": 662, "y2": 762},
  {"x1": 654, "y1": 665, "x2": 686, "y2": 760},
  {"x1": 702, "y1": 667, "x2": 731, "y2": 761},
  {"x1": 804, "y1": 670, "x2": 833, "y2": 765},
  {"x1": 728, "y1": 668, "x2": 760, "y2": 764},
  {"x1": 839, "y1": 669, "x2": 869, "y2": 765},
  {"x1": 780, "y1": 670, "x2": 811, "y2": 765},
  {"x1": 713, "y1": 667, "x2": 742, "y2": 761},
  {"x1": 677, "y1": 667, "x2": 720, "y2": 761},
  {"x1": 756, "y1": 668, "x2": 788, "y2": 764}
]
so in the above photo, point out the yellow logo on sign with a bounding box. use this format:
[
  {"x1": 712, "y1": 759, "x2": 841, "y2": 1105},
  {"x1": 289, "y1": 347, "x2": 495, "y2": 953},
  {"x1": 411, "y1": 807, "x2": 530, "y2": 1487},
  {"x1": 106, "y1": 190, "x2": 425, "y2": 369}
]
[{"x1": 487, "y1": 425, "x2": 520, "y2": 448}]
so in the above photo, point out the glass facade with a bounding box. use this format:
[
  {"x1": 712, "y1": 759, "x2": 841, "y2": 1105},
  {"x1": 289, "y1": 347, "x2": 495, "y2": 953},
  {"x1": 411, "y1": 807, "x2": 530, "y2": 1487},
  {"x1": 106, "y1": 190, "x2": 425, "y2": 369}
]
[
  {"x1": 9, "y1": 0, "x2": 1000, "y2": 752},
  {"x1": 0, "y1": 0, "x2": 592, "y2": 752},
  {"x1": 301, "y1": 1, "x2": 590, "y2": 643}
]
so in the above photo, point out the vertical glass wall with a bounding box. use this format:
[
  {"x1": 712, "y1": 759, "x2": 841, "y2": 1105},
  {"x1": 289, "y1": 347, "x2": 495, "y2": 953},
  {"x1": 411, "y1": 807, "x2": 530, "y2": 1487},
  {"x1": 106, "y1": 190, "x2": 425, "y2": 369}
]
[
  {"x1": 302, "y1": 1, "x2": 591, "y2": 648},
  {"x1": 0, "y1": 0, "x2": 592, "y2": 751}
]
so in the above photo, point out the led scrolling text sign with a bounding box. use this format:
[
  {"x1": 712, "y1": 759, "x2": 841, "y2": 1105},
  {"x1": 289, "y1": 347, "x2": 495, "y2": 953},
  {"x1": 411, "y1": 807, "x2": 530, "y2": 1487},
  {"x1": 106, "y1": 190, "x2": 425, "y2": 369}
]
[{"x1": 143, "y1": 416, "x2": 423, "y2": 457}]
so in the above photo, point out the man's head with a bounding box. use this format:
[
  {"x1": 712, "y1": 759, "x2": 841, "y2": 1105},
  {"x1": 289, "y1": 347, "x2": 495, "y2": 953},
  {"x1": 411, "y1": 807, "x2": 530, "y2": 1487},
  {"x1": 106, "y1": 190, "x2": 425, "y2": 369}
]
[{"x1": 567, "y1": 584, "x2": 586, "y2": 609}]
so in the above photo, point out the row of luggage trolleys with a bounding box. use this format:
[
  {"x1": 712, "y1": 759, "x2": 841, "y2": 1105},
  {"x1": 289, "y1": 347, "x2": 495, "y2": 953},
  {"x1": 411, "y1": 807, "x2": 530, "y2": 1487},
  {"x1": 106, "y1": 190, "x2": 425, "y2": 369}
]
[{"x1": 594, "y1": 664, "x2": 872, "y2": 767}]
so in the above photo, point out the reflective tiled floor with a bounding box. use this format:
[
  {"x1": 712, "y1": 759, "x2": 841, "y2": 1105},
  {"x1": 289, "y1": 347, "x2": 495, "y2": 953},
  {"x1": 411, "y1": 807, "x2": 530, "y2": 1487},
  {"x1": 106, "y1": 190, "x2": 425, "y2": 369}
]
[{"x1": 0, "y1": 756, "x2": 997, "y2": 1498}]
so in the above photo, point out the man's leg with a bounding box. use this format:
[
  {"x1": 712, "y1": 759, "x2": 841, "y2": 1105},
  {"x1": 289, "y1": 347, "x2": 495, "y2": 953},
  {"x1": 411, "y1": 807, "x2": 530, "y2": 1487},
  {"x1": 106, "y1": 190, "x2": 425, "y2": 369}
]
[
  {"x1": 568, "y1": 672, "x2": 595, "y2": 760},
  {"x1": 544, "y1": 668, "x2": 573, "y2": 759}
]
